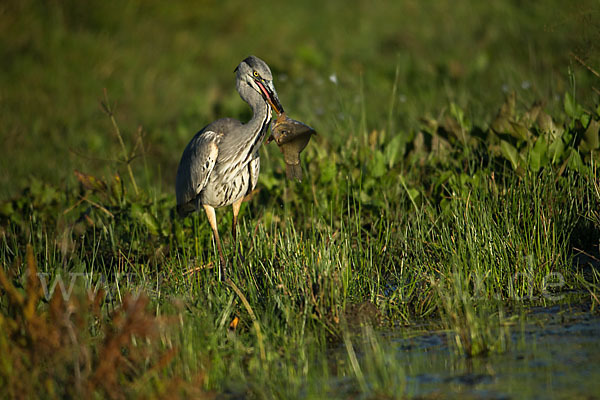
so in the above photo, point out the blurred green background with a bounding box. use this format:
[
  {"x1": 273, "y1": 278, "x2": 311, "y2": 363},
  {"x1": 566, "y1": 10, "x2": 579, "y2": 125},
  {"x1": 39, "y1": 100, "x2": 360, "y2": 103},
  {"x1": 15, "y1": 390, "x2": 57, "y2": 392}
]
[{"x1": 1, "y1": 0, "x2": 599, "y2": 199}]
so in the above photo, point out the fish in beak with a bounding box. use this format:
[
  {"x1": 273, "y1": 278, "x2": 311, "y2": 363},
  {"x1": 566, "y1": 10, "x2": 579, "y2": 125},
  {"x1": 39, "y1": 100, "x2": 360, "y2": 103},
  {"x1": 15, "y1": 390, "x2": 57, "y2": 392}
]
[{"x1": 268, "y1": 113, "x2": 316, "y2": 181}]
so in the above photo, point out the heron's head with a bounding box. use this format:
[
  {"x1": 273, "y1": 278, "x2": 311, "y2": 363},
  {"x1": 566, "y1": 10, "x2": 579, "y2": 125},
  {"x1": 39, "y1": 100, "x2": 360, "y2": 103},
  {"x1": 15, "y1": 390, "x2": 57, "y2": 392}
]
[{"x1": 235, "y1": 56, "x2": 284, "y2": 115}]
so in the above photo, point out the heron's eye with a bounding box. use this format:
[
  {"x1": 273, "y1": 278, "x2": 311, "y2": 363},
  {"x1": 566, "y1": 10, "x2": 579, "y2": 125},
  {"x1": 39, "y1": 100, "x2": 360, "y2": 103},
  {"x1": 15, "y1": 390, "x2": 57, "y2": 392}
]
[{"x1": 253, "y1": 71, "x2": 260, "y2": 78}]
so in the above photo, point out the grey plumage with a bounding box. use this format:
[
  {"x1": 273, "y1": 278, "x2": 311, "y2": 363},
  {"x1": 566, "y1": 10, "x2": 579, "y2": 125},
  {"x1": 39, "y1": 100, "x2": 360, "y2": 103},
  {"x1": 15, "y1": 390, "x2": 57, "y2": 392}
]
[{"x1": 175, "y1": 56, "x2": 283, "y2": 274}]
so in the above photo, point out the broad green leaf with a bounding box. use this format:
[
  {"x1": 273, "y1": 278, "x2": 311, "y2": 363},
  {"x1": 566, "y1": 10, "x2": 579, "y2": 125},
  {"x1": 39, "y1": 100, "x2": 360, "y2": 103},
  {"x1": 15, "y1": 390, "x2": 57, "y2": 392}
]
[
  {"x1": 508, "y1": 121, "x2": 531, "y2": 141},
  {"x1": 490, "y1": 114, "x2": 511, "y2": 135},
  {"x1": 450, "y1": 102, "x2": 471, "y2": 131},
  {"x1": 442, "y1": 115, "x2": 464, "y2": 141},
  {"x1": 384, "y1": 134, "x2": 403, "y2": 168},
  {"x1": 139, "y1": 212, "x2": 160, "y2": 235},
  {"x1": 500, "y1": 140, "x2": 520, "y2": 170},
  {"x1": 369, "y1": 150, "x2": 387, "y2": 178},
  {"x1": 0, "y1": 201, "x2": 14, "y2": 217},
  {"x1": 440, "y1": 198, "x2": 450, "y2": 212},
  {"x1": 359, "y1": 190, "x2": 371, "y2": 204},
  {"x1": 130, "y1": 203, "x2": 159, "y2": 235},
  {"x1": 580, "y1": 119, "x2": 600, "y2": 152},
  {"x1": 434, "y1": 170, "x2": 454, "y2": 192},
  {"x1": 537, "y1": 111, "x2": 563, "y2": 141},
  {"x1": 259, "y1": 173, "x2": 277, "y2": 190},
  {"x1": 522, "y1": 103, "x2": 542, "y2": 128},
  {"x1": 548, "y1": 137, "x2": 565, "y2": 164},
  {"x1": 399, "y1": 174, "x2": 420, "y2": 211},
  {"x1": 567, "y1": 148, "x2": 585, "y2": 173},
  {"x1": 529, "y1": 136, "x2": 548, "y2": 172},
  {"x1": 580, "y1": 113, "x2": 591, "y2": 129},
  {"x1": 129, "y1": 202, "x2": 143, "y2": 219},
  {"x1": 30, "y1": 179, "x2": 60, "y2": 205},
  {"x1": 564, "y1": 92, "x2": 584, "y2": 119},
  {"x1": 406, "y1": 188, "x2": 420, "y2": 203}
]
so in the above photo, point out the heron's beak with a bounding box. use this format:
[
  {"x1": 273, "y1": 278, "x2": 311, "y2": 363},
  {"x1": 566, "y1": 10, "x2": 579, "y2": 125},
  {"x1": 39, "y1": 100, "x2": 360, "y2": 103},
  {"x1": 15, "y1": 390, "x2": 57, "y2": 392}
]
[{"x1": 255, "y1": 79, "x2": 284, "y2": 115}]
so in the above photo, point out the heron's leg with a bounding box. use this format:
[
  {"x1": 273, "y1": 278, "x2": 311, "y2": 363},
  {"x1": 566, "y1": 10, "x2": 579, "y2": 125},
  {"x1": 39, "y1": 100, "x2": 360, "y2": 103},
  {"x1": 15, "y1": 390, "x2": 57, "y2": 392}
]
[
  {"x1": 203, "y1": 204, "x2": 227, "y2": 276},
  {"x1": 231, "y1": 198, "x2": 246, "y2": 264},
  {"x1": 231, "y1": 198, "x2": 243, "y2": 245}
]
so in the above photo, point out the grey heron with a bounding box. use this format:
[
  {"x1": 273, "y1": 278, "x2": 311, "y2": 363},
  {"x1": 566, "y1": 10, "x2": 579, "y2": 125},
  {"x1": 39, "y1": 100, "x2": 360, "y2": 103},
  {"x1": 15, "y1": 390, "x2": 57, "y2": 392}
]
[{"x1": 175, "y1": 56, "x2": 283, "y2": 275}]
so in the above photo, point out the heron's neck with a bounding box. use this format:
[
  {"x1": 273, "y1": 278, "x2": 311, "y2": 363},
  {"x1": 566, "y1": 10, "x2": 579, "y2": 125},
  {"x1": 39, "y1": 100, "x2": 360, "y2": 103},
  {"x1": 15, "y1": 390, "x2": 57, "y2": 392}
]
[
  {"x1": 220, "y1": 87, "x2": 271, "y2": 163},
  {"x1": 244, "y1": 90, "x2": 272, "y2": 136}
]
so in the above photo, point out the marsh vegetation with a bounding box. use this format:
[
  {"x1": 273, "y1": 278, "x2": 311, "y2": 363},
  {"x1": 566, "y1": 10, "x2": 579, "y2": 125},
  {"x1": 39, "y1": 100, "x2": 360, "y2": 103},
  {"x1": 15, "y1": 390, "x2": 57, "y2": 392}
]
[{"x1": 1, "y1": 0, "x2": 600, "y2": 398}]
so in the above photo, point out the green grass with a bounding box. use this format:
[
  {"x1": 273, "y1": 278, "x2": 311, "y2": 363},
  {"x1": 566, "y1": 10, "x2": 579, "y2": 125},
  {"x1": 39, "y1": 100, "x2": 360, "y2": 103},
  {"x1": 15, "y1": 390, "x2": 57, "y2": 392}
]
[{"x1": 2, "y1": 0, "x2": 600, "y2": 398}]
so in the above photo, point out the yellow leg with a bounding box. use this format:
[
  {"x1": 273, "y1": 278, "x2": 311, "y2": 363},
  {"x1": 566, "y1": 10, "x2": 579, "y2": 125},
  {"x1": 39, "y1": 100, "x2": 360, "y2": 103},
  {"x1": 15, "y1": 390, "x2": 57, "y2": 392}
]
[
  {"x1": 203, "y1": 204, "x2": 226, "y2": 275},
  {"x1": 231, "y1": 198, "x2": 243, "y2": 245}
]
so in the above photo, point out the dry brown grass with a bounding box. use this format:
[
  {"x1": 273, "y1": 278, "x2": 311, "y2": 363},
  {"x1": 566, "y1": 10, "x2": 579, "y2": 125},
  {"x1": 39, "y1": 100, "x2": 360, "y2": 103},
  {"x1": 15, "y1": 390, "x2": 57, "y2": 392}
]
[{"x1": 0, "y1": 245, "x2": 213, "y2": 400}]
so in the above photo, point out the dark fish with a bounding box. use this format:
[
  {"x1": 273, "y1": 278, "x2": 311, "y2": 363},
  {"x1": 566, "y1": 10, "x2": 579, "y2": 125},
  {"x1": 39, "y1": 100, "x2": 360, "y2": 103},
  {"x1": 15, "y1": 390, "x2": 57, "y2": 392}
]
[{"x1": 268, "y1": 113, "x2": 316, "y2": 181}]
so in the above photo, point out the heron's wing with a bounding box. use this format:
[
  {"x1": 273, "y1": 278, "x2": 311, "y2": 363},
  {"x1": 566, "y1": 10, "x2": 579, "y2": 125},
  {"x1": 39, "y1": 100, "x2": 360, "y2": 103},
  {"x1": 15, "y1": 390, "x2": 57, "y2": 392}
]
[{"x1": 175, "y1": 129, "x2": 222, "y2": 216}]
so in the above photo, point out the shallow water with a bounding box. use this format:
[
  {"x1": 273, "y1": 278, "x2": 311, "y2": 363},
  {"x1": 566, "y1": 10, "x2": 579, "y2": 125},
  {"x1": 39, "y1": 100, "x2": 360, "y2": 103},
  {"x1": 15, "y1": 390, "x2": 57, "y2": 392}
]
[
  {"x1": 332, "y1": 304, "x2": 600, "y2": 399},
  {"x1": 395, "y1": 305, "x2": 600, "y2": 399}
]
